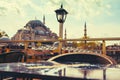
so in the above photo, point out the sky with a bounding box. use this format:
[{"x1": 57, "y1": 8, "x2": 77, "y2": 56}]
[{"x1": 0, "y1": 0, "x2": 120, "y2": 45}]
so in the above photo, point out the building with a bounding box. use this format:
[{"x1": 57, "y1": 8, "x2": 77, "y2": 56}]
[{"x1": 11, "y1": 18, "x2": 58, "y2": 41}]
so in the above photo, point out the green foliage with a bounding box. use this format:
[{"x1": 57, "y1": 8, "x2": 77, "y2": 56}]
[
  {"x1": 76, "y1": 36, "x2": 99, "y2": 49},
  {"x1": 0, "y1": 30, "x2": 9, "y2": 38}
]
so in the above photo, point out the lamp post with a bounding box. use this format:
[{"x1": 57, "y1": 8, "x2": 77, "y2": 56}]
[{"x1": 55, "y1": 4, "x2": 68, "y2": 54}]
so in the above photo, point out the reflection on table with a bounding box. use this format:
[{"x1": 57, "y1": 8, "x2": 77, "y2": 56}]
[{"x1": 0, "y1": 61, "x2": 120, "y2": 80}]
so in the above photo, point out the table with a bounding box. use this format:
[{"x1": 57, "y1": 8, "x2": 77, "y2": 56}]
[{"x1": 0, "y1": 61, "x2": 119, "y2": 80}]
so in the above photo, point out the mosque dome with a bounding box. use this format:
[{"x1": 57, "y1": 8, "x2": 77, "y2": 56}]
[{"x1": 25, "y1": 20, "x2": 47, "y2": 30}]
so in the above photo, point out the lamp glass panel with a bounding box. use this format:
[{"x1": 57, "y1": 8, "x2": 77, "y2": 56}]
[{"x1": 58, "y1": 14, "x2": 63, "y2": 21}]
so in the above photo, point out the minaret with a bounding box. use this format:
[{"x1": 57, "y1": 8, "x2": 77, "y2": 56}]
[
  {"x1": 84, "y1": 22, "x2": 87, "y2": 49},
  {"x1": 43, "y1": 15, "x2": 45, "y2": 25},
  {"x1": 84, "y1": 22, "x2": 87, "y2": 39},
  {"x1": 64, "y1": 28, "x2": 67, "y2": 39},
  {"x1": 35, "y1": 16, "x2": 37, "y2": 20}
]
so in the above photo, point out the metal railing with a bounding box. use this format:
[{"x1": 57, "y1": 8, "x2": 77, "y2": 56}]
[{"x1": 0, "y1": 37, "x2": 120, "y2": 54}]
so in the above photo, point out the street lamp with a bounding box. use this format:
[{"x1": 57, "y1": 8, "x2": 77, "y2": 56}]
[
  {"x1": 55, "y1": 4, "x2": 68, "y2": 23},
  {"x1": 55, "y1": 4, "x2": 68, "y2": 54}
]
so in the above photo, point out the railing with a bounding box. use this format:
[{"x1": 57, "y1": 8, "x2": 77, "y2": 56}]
[{"x1": 0, "y1": 37, "x2": 120, "y2": 54}]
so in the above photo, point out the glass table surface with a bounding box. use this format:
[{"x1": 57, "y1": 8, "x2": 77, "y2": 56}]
[{"x1": 0, "y1": 61, "x2": 120, "y2": 80}]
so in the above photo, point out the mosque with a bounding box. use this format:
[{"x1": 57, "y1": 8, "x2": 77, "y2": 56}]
[{"x1": 11, "y1": 16, "x2": 58, "y2": 41}]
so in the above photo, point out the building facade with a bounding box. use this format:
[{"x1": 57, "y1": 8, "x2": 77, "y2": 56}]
[{"x1": 11, "y1": 19, "x2": 58, "y2": 41}]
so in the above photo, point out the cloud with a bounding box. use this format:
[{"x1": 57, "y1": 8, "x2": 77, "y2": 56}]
[
  {"x1": 0, "y1": 0, "x2": 41, "y2": 16},
  {"x1": 48, "y1": 0, "x2": 111, "y2": 20},
  {"x1": 0, "y1": 0, "x2": 24, "y2": 16},
  {"x1": 0, "y1": 0, "x2": 111, "y2": 18}
]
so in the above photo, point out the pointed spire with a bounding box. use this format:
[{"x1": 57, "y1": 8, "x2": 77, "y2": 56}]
[
  {"x1": 43, "y1": 15, "x2": 45, "y2": 25},
  {"x1": 64, "y1": 28, "x2": 67, "y2": 39},
  {"x1": 35, "y1": 16, "x2": 37, "y2": 20},
  {"x1": 84, "y1": 22, "x2": 87, "y2": 39}
]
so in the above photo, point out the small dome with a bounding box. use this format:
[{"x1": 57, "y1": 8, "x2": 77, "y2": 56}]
[
  {"x1": 35, "y1": 30, "x2": 45, "y2": 35},
  {"x1": 38, "y1": 30, "x2": 45, "y2": 35},
  {"x1": 0, "y1": 36, "x2": 10, "y2": 41}
]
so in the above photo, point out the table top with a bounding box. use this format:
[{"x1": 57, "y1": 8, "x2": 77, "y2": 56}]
[{"x1": 0, "y1": 61, "x2": 120, "y2": 80}]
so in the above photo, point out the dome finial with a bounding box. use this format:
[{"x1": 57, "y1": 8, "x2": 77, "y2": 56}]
[
  {"x1": 61, "y1": 4, "x2": 63, "y2": 8},
  {"x1": 43, "y1": 15, "x2": 45, "y2": 25}
]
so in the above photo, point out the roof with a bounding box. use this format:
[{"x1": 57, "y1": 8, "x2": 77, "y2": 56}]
[
  {"x1": 0, "y1": 36, "x2": 10, "y2": 41},
  {"x1": 25, "y1": 20, "x2": 47, "y2": 30}
]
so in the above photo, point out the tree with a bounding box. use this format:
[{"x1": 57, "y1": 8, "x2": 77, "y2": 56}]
[
  {"x1": 0, "y1": 33, "x2": 2, "y2": 38},
  {"x1": 78, "y1": 36, "x2": 99, "y2": 49},
  {"x1": 72, "y1": 41, "x2": 78, "y2": 47},
  {"x1": 0, "y1": 30, "x2": 9, "y2": 38}
]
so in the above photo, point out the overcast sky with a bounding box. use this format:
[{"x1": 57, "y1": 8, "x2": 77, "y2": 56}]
[{"x1": 0, "y1": 0, "x2": 120, "y2": 44}]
